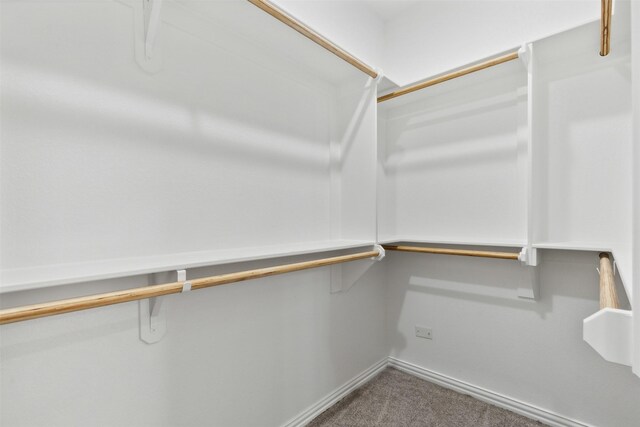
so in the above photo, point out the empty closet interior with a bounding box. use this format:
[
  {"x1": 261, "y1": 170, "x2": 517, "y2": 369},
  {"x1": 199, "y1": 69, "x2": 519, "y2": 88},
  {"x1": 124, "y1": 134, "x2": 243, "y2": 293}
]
[{"x1": 1, "y1": 0, "x2": 639, "y2": 426}]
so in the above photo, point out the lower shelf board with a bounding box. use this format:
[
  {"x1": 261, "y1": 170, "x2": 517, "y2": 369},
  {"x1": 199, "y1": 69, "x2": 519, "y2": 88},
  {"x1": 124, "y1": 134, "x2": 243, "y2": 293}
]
[
  {"x1": 0, "y1": 239, "x2": 375, "y2": 294},
  {"x1": 532, "y1": 242, "x2": 613, "y2": 252},
  {"x1": 379, "y1": 236, "x2": 526, "y2": 248}
]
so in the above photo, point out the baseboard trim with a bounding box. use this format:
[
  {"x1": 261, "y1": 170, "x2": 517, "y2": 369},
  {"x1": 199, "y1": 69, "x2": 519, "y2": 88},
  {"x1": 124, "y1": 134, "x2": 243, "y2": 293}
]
[
  {"x1": 281, "y1": 358, "x2": 388, "y2": 427},
  {"x1": 388, "y1": 357, "x2": 591, "y2": 427}
]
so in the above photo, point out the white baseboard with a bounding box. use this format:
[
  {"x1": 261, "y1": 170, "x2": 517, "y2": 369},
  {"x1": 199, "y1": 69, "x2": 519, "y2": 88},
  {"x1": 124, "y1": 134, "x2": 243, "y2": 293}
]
[
  {"x1": 281, "y1": 358, "x2": 388, "y2": 427},
  {"x1": 388, "y1": 357, "x2": 591, "y2": 427}
]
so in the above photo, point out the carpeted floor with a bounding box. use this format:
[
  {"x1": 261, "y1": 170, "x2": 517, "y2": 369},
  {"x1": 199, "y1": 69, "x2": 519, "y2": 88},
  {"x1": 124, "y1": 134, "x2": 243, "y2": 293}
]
[{"x1": 308, "y1": 368, "x2": 546, "y2": 427}]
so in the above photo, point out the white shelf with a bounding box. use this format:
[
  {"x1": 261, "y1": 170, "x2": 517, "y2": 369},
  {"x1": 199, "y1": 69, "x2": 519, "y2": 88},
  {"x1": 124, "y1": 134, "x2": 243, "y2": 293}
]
[
  {"x1": 377, "y1": 75, "x2": 400, "y2": 93},
  {"x1": 584, "y1": 308, "x2": 633, "y2": 367},
  {"x1": 533, "y1": 242, "x2": 632, "y2": 301},
  {"x1": 532, "y1": 242, "x2": 613, "y2": 252},
  {"x1": 379, "y1": 236, "x2": 525, "y2": 248},
  {"x1": 0, "y1": 240, "x2": 375, "y2": 294}
]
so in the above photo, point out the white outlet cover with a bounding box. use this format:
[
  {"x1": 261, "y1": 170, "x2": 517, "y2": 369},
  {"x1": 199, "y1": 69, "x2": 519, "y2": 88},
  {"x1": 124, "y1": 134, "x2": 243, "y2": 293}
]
[{"x1": 415, "y1": 326, "x2": 432, "y2": 340}]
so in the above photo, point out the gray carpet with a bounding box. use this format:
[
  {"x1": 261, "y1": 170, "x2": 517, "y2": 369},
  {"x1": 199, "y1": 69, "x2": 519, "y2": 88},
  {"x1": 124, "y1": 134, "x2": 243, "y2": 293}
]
[{"x1": 308, "y1": 368, "x2": 546, "y2": 427}]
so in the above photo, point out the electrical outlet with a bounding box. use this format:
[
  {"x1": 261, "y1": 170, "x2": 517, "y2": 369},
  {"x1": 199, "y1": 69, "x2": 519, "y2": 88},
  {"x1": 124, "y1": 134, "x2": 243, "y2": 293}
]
[{"x1": 415, "y1": 326, "x2": 432, "y2": 340}]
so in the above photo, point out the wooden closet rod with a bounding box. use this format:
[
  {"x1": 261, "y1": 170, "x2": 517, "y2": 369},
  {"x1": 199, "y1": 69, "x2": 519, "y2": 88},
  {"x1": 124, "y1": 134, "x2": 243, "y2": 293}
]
[
  {"x1": 0, "y1": 249, "x2": 380, "y2": 325},
  {"x1": 383, "y1": 245, "x2": 520, "y2": 260},
  {"x1": 247, "y1": 0, "x2": 378, "y2": 78},
  {"x1": 377, "y1": 51, "x2": 519, "y2": 103},
  {"x1": 600, "y1": 0, "x2": 612, "y2": 56},
  {"x1": 598, "y1": 253, "x2": 619, "y2": 309}
]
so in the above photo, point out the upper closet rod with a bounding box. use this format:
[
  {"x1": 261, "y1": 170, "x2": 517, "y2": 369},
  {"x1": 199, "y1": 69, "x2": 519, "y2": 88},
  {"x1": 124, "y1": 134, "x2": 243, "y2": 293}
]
[
  {"x1": 0, "y1": 249, "x2": 380, "y2": 325},
  {"x1": 600, "y1": 0, "x2": 612, "y2": 56},
  {"x1": 247, "y1": 0, "x2": 378, "y2": 78},
  {"x1": 377, "y1": 50, "x2": 519, "y2": 103},
  {"x1": 383, "y1": 245, "x2": 520, "y2": 260}
]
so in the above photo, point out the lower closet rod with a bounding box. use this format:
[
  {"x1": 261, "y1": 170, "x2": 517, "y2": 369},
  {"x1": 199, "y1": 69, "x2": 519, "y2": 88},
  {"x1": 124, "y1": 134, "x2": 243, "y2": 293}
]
[
  {"x1": 0, "y1": 249, "x2": 380, "y2": 325},
  {"x1": 598, "y1": 253, "x2": 619, "y2": 309},
  {"x1": 383, "y1": 245, "x2": 519, "y2": 260}
]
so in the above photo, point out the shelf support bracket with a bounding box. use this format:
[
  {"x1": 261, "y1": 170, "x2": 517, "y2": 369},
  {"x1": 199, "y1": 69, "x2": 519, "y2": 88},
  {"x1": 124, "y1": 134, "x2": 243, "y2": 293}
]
[
  {"x1": 139, "y1": 296, "x2": 166, "y2": 344},
  {"x1": 584, "y1": 308, "x2": 632, "y2": 366},
  {"x1": 516, "y1": 265, "x2": 539, "y2": 300},
  {"x1": 517, "y1": 41, "x2": 540, "y2": 301},
  {"x1": 143, "y1": 0, "x2": 163, "y2": 59},
  {"x1": 134, "y1": 0, "x2": 163, "y2": 73},
  {"x1": 330, "y1": 245, "x2": 385, "y2": 293},
  {"x1": 517, "y1": 247, "x2": 539, "y2": 300},
  {"x1": 139, "y1": 268, "x2": 188, "y2": 344}
]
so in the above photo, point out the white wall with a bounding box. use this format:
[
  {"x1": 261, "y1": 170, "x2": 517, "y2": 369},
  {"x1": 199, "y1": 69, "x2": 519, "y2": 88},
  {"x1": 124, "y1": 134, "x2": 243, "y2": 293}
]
[
  {"x1": 383, "y1": 0, "x2": 600, "y2": 85},
  {"x1": 632, "y1": 0, "x2": 640, "y2": 378},
  {"x1": 378, "y1": 60, "x2": 527, "y2": 244},
  {"x1": 534, "y1": 18, "x2": 633, "y2": 257},
  {"x1": 1, "y1": 258, "x2": 388, "y2": 426},
  {"x1": 0, "y1": 1, "x2": 387, "y2": 425},
  {"x1": 2, "y1": 1, "x2": 639, "y2": 427},
  {"x1": 386, "y1": 250, "x2": 640, "y2": 426},
  {"x1": 378, "y1": 2, "x2": 640, "y2": 425},
  {"x1": 1, "y1": 0, "x2": 335, "y2": 272}
]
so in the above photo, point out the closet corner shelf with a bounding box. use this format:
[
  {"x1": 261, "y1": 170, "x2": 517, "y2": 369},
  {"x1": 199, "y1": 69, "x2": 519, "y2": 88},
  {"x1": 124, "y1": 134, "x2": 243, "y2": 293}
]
[
  {"x1": 534, "y1": 242, "x2": 633, "y2": 299},
  {"x1": 379, "y1": 237, "x2": 526, "y2": 248},
  {"x1": 0, "y1": 240, "x2": 375, "y2": 294}
]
